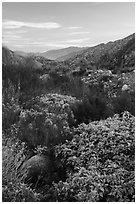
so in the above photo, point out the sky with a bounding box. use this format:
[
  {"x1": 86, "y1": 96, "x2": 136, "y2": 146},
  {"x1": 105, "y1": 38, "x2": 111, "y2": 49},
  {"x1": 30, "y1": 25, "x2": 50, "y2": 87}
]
[{"x1": 2, "y1": 2, "x2": 135, "y2": 52}]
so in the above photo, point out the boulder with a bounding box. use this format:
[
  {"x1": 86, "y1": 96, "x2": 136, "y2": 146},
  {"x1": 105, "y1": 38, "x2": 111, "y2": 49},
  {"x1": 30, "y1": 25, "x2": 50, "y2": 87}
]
[
  {"x1": 122, "y1": 84, "x2": 129, "y2": 92},
  {"x1": 19, "y1": 154, "x2": 52, "y2": 185}
]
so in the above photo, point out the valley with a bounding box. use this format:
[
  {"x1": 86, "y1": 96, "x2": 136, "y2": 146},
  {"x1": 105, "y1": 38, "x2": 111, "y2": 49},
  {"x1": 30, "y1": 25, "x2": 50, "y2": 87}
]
[{"x1": 2, "y1": 33, "x2": 135, "y2": 202}]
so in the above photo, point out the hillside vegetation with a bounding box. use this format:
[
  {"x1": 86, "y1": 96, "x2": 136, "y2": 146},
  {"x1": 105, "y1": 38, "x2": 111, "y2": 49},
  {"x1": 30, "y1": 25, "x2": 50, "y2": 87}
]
[{"x1": 2, "y1": 33, "x2": 135, "y2": 202}]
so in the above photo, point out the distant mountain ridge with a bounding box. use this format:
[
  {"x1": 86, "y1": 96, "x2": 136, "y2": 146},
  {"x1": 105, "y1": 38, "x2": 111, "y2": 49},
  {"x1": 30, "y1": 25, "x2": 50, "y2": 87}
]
[
  {"x1": 3, "y1": 47, "x2": 53, "y2": 69},
  {"x1": 14, "y1": 50, "x2": 37, "y2": 57},
  {"x1": 3, "y1": 33, "x2": 135, "y2": 75},
  {"x1": 56, "y1": 47, "x2": 90, "y2": 61},
  {"x1": 40, "y1": 46, "x2": 88, "y2": 60},
  {"x1": 2, "y1": 46, "x2": 25, "y2": 66},
  {"x1": 15, "y1": 46, "x2": 88, "y2": 61},
  {"x1": 64, "y1": 33, "x2": 135, "y2": 73}
]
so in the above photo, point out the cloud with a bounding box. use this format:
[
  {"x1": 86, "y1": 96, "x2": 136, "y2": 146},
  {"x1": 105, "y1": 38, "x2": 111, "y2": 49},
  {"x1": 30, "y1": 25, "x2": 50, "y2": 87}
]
[
  {"x1": 69, "y1": 31, "x2": 90, "y2": 35},
  {"x1": 2, "y1": 34, "x2": 31, "y2": 42},
  {"x1": 3, "y1": 34, "x2": 21, "y2": 39},
  {"x1": 12, "y1": 44, "x2": 26, "y2": 47},
  {"x1": 46, "y1": 38, "x2": 90, "y2": 48},
  {"x1": 2, "y1": 34, "x2": 22, "y2": 43},
  {"x1": 24, "y1": 41, "x2": 45, "y2": 45},
  {"x1": 66, "y1": 26, "x2": 82, "y2": 30},
  {"x1": 4, "y1": 30, "x2": 27, "y2": 34},
  {"x1": 3, "y1": 20, "x2": 61, "y2": 29},
  {"x1": 65, "y1": 38, "x2": 90, "y2": 43}
]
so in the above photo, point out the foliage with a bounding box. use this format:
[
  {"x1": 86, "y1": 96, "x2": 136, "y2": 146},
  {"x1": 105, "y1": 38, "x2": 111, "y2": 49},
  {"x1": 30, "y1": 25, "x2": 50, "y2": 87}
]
[
  {"x1": 2, "y1": 35, "x2": 135, "y2": 201},
  {"x1": 52, "y1": 112, "x2": 135, "y2": 202},
  {"x1": 71, "y1": 89, "x2": 108, "y2": 124},
  {"x1": 18, "y1": 94, "x2": 76, "y2": 147},
  {"x1": 2, "y1": 80, "x2": 21, "y2": 131},
  {"x1": 2, "y1": 134, "x2": 43, "y2": 202},
  {"x1": 2, "y1": 57, "x2": 42, "y2": 94},
  {"x1": 2, "y1": 183, "x2": 42, "y2": 202},
  {"x1": 112, "y1": 91, "x2": 135, "y2": 115}
]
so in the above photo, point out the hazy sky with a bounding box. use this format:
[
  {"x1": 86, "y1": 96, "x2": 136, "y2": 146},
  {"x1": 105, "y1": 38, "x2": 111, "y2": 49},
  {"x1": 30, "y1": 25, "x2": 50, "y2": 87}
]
[{"x1": 2, "y1": 2, "x2": 135, "y2": 52}]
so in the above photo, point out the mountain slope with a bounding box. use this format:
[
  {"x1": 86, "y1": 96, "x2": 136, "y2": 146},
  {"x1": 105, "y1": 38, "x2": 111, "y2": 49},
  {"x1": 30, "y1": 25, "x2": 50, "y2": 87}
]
[
  {"x1": 3, "y1": 47, "x2": 55, "y2": 70},
  {"x1": 3, "y1": 33, "x2": 135, "y2": 75},
  {"x1": 56, "y1": 47, "x2": 89, "y2": 61},
  {"x1": 14, "y1": 50, "x2": 38, "y2": 57},
  {"x1": 65, "y1": 33, "x2": 135, "y2": 74},
  {"x1": 40, "y1": 46, "x2": 88, "y2": 60},
  {"x1": 2, "y1": 46, "x2": 25, "y2": 66}
]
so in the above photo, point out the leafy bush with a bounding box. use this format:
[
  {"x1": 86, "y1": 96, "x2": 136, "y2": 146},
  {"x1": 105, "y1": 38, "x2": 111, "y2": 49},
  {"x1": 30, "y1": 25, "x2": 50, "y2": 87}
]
[
  {"x1": 2, "y1": 134, "x2": 43, "y2": 202},
  {"x1": 2, "y1": 58, "x2": 42, "y2": 97},
  {"x1": 2, "y1": 80, "x2": 21, "y2": 131},
  {"x1": 71, "y1": 90, "x2": 108, "y2": 124},
  {"x1": 42, "y1": 73, "x2": 86, "y2": 98},
  {"x1": 112, "y1": 91, "x2": 135, "y2": 115},
  {"x1": 18, "y1": 94, "x2": 76, "y2": 147},
  {"x1": 52, "y1": 111, "x2": 135, "y2": 202},
  {"x1": 65, "y1": 76, "x2": 86, "y2": 98},
  {"x1": 2, "y1": 183, "x2": 42, "y2": 202}
]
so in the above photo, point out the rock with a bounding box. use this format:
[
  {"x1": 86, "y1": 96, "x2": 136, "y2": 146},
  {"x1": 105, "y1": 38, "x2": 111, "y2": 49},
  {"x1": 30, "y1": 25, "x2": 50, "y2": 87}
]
[
  {"x1": 19, "y1": 154, "x2": 52, "y2": 185},
  {"x1": 122, "y1": 84, "x2": 129, "y2": 91},
  {"x1": 108, "y1": 70, "x2": 112, "y2": 74},
  {"x1": 97, "y1": 69, "x2": 103, "y2": 73}
]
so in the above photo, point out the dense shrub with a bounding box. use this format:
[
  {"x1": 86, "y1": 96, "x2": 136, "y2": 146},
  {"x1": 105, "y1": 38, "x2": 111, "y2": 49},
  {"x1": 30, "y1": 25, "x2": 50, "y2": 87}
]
[
  {"x1": 18, "y1": 94, "x2": 76, "y2": 147},
  {"x1": 2, "y1": 55, "x2": 135, "y2": 202},
  {"x1": 2, "y1": 134, "x2": 43, "y2": 202},
  {"x1": 71, "y1": 90, "x2": 109, "y2": 124},
  {"x1": 65, "y1": 76, "x2": 86, "y2": 98},
  {"x1": 42, "y1": 73, "x2": 86, "y2": 98},
  {"x1": 2, "y1": 58, "x2": 42, "y2": 95},
  {"x1": 52, "y1": 112, "x2": 135, "y2": 202},
  {"x1": 2, "y1": 80, "x2": 21, "y2": 131},
  {"x1": 112, "y1": 91, "x2": 135, "y2": 115},
  {"x1": 2, "y1": 64, "x2": 20, "y2": 88}
]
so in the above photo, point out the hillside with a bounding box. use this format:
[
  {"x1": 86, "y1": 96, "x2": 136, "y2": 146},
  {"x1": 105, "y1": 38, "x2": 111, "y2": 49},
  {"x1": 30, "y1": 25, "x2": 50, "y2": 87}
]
[
  {"x1": 2, "y1": 33, "x2": 135, "y2": 202},
  {"x1": 15, "y1": 47, "x2": 89, "y2": 61},
  {"x1": 40, "y1": 46, "x2": 88, "y2": 60},
  {"x1": 2, "y1": 46, "x2": 25, "y2": 66},
  {"x1": 56, "y1": 47, "x2": 89, "y2": 61},
  {"x1": 64, "y1": 33, "x2": 135, "y2": 74},
  {"x1": 4, "y1": 33, "x2": 135, "y2": 75},
  {"x1": 2, "y1": 46, "x2": 59, "y2": 71},
  {"x1": 15, "y1": 50, "x2": 31, "y2": 57}
]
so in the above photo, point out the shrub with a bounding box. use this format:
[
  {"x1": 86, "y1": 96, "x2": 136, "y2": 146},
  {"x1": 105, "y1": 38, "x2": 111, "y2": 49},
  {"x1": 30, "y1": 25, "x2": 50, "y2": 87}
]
[
  {"x1": 2, "y1": 134, "x2": 43, "y2": 202},
  {"x1": 71, "y1": 90, "x2": 108, "y2": 124},
  {"x1": 2, "y1": 183, "x2": 42, "y2": 202},
  {"x1": 2, "y1": 59, "x2": 42, "y2": 97},
  {"x1": 18, "y1": 94, "x2": 76, "y2": 147},
  {"x1": 42, "y1": 73, "x2": 86, "y2": 98},
  {"x1": 112, "y1": 91, "x2": 135, "y2": 115},
  {"x1": 66, "y1": 76, "x2": 86, "y2": 98},
  {"x1": 52, "y1": 112, "x2": 135, "y2": 202},
  {"x1": 2, "y1": 80, "x2": 21, "y2": 131}
]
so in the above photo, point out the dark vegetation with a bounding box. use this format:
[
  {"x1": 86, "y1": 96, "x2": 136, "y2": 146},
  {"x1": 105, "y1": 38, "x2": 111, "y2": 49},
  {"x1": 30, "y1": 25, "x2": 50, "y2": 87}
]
[{"x1": 2, "y1": 33, "x2": 135, "y2": 201}]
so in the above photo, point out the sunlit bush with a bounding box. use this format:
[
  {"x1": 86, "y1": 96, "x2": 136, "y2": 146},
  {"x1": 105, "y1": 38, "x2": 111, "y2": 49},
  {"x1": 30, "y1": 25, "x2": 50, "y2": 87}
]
[
  {"x1": 52, "y1": 111, "x2": 135, "y2": 202},
  {"x1": 18, "y1": 94, "x2": 77, "y2": 147},
  {"x1": 2, "y1": 134, "x2": 42, "y2": 202}
]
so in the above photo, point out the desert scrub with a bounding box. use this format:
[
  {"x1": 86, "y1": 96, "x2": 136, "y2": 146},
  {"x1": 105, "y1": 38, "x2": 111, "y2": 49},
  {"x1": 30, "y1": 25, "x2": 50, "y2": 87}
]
[
  {"x1": 53, "y1": 111, "x2": 135, "y2": 202},
  {"x1": 2, "y1": 183, "x2": 43, "y2": 202},
  {"x1": 2, "y1": 133, "x2": 26, "y2": 184},
  {"x1": 2, "y1": 134, "x2": 43, "y2": 202},
  {"x1": 18, "y1": 93, "x2": 77, "y2": 147},
  {"x1": 2, "y1": 80, "x2": 21, "y2": 131},
  {"x1": 112, "y1": 90, "x2": 135, "y2": 115}
]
